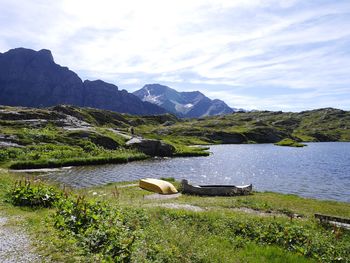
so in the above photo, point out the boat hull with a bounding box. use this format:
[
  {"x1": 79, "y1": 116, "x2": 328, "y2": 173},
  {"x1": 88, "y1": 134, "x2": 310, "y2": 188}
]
[
  {"x1": 139, "y1": 178, "x2": 178, "y2": 194},
  {"x1": 181, "y1": 180, "x2": 252, "y2": 196}
]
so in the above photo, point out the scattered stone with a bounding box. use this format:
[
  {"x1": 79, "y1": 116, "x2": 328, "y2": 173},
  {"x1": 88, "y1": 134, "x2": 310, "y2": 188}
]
[
  {"x1": 230, "y1": 207, "x2": 282, "y2": 217},
  {"x1": 230, "y1": 207, "x2": 304, "y2": 219},
  {"x1": 106, "y1": 128, "x2": 132, "y2": 139},
  {"x1": 0, "y1": 134, "x2": 22, "y2": 148}
]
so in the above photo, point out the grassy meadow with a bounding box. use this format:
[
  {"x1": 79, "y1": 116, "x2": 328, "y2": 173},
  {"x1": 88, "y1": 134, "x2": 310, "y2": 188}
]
[{"x1": 0, "y1": 172, "x2": 349, "y2": 262}]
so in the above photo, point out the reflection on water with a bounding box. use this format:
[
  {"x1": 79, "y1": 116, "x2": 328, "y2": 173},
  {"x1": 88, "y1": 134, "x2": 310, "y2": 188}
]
[{"x1": 43, "y1": 142, "x2": 350, "y2": 202}]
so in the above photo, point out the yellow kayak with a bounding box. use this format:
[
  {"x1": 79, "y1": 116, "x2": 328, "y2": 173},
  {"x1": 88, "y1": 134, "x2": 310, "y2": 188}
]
[{"x1": 139, "y1": 178, "x2": 178, "y2": 194}]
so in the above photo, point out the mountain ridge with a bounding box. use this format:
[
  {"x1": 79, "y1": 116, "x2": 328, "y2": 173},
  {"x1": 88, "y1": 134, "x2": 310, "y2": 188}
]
[
  {"x1": 0, "y1": 47, "x2": 166, "y2": 115},
  {"x1": 133, "y1": 83, "x2": 234, "y2": 118}
]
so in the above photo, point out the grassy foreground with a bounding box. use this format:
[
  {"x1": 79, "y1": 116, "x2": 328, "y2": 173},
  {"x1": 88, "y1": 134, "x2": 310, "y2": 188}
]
[{"x1": 1, "y1": 171, "x2": 349, "y2": 262}]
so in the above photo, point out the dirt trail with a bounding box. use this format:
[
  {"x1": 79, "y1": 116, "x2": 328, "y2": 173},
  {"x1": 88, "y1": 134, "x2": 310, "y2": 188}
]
[{"x1": 0, "y1": 215, "x2": 41, "y2": 263}]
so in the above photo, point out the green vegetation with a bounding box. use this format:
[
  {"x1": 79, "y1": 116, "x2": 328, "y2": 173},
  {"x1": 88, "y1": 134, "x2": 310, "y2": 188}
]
[
  {"x1": 1, "y1": 172, "x2": 349, "y2": 262},
  {"x1": 0, "y1": 105, "x2": 210, "y2": 169},
  {"x1": 135, "y1": 108, "x2": 350, "y2": 144},
  {"x1": 0, "y1": 144, "x2": 148, "y2": 169},
  {"x1": 53, "y1": 196, "x2": 143, "y2": 261},
  {"x1": 1, "y1": 105, "x2": 349, "y2": 169},
  {"x1": 7, "y1": 178, "x2": 62, "y2": 207},
  {"x1": 1, "y1": 105, "x2": 349, "y2": 261},
  {"x1": 275, "y1": 138, "x2": 307, "y2": 147}
]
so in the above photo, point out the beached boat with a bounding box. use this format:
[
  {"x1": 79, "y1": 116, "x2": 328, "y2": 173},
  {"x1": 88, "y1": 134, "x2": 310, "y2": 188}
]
[
  {"x1": 139, "y1": 178, "x2": 178, "y2": 194},
  {"x1": 181, "y1": 180, "x2": 252, "y2": 196}
]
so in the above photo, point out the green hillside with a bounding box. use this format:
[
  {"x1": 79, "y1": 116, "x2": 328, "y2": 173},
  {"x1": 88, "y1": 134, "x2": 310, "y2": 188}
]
[
  {"x1": 0, "y1": 105, "x2": 349, "y2": 169},
  {"x1": 140, "y1": 108, "x2": 350, "y2": 144}
]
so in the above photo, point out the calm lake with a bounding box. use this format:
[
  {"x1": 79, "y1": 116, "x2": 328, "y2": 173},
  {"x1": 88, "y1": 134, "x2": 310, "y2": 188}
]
[{"x1": 43, "y1": 142, "x2": 350, "y2": 202}]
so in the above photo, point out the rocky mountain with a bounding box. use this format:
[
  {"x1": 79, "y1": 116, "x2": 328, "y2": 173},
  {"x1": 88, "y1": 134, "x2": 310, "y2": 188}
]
[
  {"x1": 0, "y1": 48, "x2": 166, "y2": 115},
  {"x1": 133, "y1": 84, "x2": 234, "y2": 118}
]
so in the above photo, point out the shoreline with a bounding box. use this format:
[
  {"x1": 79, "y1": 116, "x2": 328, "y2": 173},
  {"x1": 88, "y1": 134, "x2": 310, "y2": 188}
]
[{"x1": 5, "y1": 166, "x2": 350, "y2": 204}]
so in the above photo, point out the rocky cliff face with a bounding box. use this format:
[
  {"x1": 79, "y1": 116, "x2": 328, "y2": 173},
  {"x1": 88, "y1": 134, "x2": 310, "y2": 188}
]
[
  {"x1": 0, "y1": 48, "x2": 166, "y2": 115},
  {"x1": 0, "y1": 48, "x2": 84, "y2": 107},
  {"x1": 133, "y1": 84, "x2": 234, "y2": 118}
]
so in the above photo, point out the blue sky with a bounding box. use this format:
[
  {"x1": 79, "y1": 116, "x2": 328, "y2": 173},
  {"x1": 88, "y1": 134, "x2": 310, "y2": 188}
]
[{"x1": 1, "y1": 0, "x2": 350, "y2": 111}]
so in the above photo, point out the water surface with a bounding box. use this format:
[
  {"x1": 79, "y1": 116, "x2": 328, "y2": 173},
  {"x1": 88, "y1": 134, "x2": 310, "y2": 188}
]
[{"x1": 44, "y1": 142, "x2": 350, "y2": 202}]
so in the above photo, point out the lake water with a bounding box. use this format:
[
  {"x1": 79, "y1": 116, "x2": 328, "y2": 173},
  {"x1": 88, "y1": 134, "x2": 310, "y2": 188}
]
[{"x1": 43, "y1": 142, "x2": 350, "y2": 202}]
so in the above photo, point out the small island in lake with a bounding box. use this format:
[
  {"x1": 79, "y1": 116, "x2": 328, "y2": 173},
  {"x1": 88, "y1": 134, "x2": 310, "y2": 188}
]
[{"x1": 275, "y1": 138, "x2": 307, "y2": 147}]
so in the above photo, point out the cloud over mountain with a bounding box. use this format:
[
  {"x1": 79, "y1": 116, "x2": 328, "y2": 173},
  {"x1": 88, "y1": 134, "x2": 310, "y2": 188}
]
[{"x1": 1, "y1": 0, "x2": 350, "y2": 111}]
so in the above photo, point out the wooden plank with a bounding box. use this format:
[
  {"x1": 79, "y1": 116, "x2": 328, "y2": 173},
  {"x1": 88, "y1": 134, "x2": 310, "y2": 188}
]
[{"x1": 315, "y1": 213, "x2": 350, "y2": 224}]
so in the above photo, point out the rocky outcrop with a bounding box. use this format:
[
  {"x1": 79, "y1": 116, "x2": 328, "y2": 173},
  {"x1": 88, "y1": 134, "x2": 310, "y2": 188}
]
[
  {"x1": 244, "y1": 127, "x2": 286, "y2": 143},
  {"x1": 0, "y1": 48, "x2": 166, "y2": 115},
  {"x1": 307, "y1": 132, "x2": 340, "y2": 142},
  {"x1": 67, "y1": 130, "x2": 119, "y2": 150},
  {"x1": 206, "y1": 131, "x2": 246, "y2": 144},
  {"x1": 133, "y1": 84, "x2": 234, "y2": 118},
  {"x1": 0, "y1": 134, "x2": 22, "y2": 148},
  {"x1": 0, "y1": 105, "x2": 90, "y2": 129},
  {"x1": 125, "y1": 137, "x2": 175, "y2": 156}
]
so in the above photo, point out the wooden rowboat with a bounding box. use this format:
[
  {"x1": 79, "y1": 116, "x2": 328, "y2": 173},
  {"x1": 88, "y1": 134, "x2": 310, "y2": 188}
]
[
  {"x1": 139, "y1": 178, "x2": 178, "y2": 194},
  {"x1": 181, "y1": 180, "x2": 252, "y2": 196}
]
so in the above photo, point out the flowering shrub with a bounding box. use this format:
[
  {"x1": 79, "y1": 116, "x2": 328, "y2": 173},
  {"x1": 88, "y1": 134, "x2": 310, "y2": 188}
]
[{"x1": 7, "y1": 179, "x2": 62, "y2": 207}]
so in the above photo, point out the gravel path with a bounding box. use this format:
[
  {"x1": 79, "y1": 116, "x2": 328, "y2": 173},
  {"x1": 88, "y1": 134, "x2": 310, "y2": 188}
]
[
  {"x1": 144, "y1": 193, "x2": 182, "y2": 200},
  {"x1": 147, "y1": 202, "x2": 205, "y2": 212},
  {"x1": 0, "y1": 216, "x2": 41, "y2": 263}
]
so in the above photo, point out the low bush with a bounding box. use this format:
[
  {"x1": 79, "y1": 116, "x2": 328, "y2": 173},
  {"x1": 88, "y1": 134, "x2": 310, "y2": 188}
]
[
  {"x1": 53, "y1": 196, "x2": 143, "y2": 261},
  {"x1": 7, "y1": 179, "x2": 62, "y2": 208},
  {"x1": 6, "y1": 179, "x2": 146, "y2": 261}
]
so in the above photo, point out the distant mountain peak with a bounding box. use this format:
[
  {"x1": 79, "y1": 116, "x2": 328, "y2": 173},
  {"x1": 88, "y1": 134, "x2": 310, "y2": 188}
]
[{"x1": 133, "y1": 84, "x2": 235, "y2": 118}]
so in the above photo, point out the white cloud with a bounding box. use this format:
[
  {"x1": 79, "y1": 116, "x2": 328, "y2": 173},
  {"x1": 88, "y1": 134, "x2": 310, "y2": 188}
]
[{"x1": 0, "y1": 0, "x2": 350, "y2": 110}]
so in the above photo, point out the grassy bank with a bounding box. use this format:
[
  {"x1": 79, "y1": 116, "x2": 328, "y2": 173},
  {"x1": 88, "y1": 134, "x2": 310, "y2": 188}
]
[
  {"x1": 1, "y1": 171, "x2": 349, "y2": 262},
  {"x1": 0, "y1": 144, "x2": 149, "y2": 169},
  {"x1": 1, "y1": 142, "x2": 208, "y2": 169}
]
